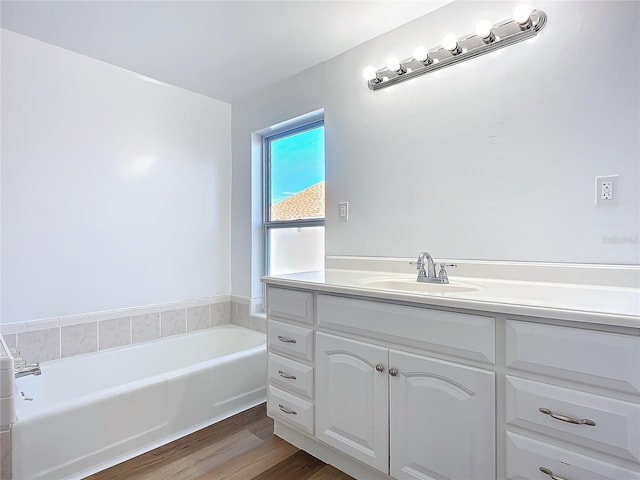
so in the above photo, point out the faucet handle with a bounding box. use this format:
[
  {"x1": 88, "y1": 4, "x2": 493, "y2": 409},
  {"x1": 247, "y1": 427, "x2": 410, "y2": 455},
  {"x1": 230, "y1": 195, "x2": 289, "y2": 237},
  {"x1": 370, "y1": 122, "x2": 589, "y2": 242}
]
[
  {"x1": 409, "y1": 260, "x2": 423, "y2": 270},
  {"x1": 438, "y1": 263, "x2": 457, "y2": 282},
  {"x1": 410, "y1": 260, "x2": 428, "y2": 277}
]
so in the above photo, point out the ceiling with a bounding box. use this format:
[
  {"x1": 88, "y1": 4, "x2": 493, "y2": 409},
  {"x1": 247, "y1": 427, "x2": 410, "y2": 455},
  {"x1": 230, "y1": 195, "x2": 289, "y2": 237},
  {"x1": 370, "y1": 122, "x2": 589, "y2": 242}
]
[{"x1": 1, "y1": 0, "x2": 451, "y2": 103}]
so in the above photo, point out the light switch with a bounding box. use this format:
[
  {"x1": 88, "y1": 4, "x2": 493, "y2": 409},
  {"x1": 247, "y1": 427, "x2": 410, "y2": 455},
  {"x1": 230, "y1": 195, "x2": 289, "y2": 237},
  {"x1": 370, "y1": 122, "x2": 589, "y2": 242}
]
[{"x1": 339, "y1": 202, "x2": 349, "y2": 221}]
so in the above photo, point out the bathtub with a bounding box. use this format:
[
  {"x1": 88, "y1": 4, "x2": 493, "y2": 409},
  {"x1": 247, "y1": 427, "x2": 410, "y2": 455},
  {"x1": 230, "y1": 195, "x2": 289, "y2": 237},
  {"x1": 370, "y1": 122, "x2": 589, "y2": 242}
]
[{"x1": 12, "y1": 325, "x2": 266, "y2": 480}]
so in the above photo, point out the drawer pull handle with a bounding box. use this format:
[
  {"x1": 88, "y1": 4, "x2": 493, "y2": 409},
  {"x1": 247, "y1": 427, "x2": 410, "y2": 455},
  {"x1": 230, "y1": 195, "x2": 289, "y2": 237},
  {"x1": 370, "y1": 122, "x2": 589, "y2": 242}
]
[
  {"x1": 277, "y1": 336, "x2": 297, "y2": 343},
  {"x1": 389, "y1": 368, "x2": 399, "y2": 377},
  {"x1": 375, "y1": 364, "x2": 385, "y2": 373},
  {"x1": 539, "y1": 467, "x2": 568, "y2": 480},
  {"x1": 278, "y1": 404, "x2": 297, "y2": 415},
  {"x1": 539, "y1": 408, "x2": 596, "y2": 426},
  {"x1": 278, "y1": 370, "x2": 297, "y2": 380}
]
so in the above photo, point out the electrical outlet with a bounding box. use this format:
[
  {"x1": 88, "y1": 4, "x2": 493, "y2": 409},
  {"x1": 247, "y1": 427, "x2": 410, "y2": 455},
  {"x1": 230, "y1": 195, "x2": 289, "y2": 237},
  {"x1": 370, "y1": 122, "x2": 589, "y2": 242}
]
[{"x1": 595, "y1": 175, "x2": 619, "y2": 207}]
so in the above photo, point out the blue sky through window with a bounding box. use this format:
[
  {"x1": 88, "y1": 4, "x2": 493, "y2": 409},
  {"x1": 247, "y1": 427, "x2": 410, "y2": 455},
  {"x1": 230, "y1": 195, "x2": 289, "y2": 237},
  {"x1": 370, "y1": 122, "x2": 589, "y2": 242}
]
[{"x1": 270, "y1": 126, "x2": 324, "y2": 205}]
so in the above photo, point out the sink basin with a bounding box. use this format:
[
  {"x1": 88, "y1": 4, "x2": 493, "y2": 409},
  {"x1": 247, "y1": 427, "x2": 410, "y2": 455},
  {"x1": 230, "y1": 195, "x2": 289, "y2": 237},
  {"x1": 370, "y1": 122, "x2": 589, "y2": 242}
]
[{"x1": 360, "y1": 278, "x2": 481, "y2": 294}]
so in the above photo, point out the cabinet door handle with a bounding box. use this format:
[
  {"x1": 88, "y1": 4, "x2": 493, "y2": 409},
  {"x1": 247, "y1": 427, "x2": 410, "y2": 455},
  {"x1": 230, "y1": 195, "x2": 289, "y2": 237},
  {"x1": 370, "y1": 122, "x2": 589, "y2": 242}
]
[
  {"x1": 375, "y1": 364, "x2": 385, "y2": 373},
  {"x1": 277, "y1": 336, "x2": 297, "y2": 343},
  {"x1": 278, "y1": 404, "x2": 297, "y2": 415},
  {"x1": 539, "y1": 408, "x2": 596, "y2": 426},
  {"x1": 389, "y1": 368, "x2": 399, "y2": 377},
  {"x1": 278, "y1": 370, "x2": 297, "y2": 380},
  {"x1": 539, "y1": 467, "x2": 568, "y2": 480}
]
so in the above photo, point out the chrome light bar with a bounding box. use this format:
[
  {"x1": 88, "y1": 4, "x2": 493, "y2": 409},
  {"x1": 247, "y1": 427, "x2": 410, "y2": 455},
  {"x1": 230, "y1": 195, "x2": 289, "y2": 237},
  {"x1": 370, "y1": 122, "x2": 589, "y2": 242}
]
[{"x1": 364, "y1": 9, "x2": 548, "y2": 91}]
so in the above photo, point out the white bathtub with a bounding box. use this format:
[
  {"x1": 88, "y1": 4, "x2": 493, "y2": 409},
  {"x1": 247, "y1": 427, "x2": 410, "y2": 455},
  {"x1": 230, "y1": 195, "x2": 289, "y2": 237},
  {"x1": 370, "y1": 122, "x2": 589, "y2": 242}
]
[{"x1": 12, "y1": 325, "x2": 266, "y2": 480}]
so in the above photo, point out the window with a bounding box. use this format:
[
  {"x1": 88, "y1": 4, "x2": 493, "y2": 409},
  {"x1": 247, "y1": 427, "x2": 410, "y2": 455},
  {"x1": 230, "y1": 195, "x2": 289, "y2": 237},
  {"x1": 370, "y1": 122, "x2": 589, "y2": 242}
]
[{"x1": 264, "y1": 121, "x2": 325, "y2": 275}]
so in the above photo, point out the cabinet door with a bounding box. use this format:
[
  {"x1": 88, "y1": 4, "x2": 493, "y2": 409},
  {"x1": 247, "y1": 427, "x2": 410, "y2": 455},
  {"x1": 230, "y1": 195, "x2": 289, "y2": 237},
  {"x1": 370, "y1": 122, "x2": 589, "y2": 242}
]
[
  {"x1": 316, "y1": 332, "x2": 389, "y2": 474},
  {"x1": 389, "y1": 350, "x2": 496, "y2": 480}
]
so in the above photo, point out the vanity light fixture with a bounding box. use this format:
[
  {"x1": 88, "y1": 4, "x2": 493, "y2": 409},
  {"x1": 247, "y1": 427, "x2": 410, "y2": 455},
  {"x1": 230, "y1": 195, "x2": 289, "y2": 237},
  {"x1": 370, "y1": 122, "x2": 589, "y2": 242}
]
[
  {"x1": 442, "y1": 34, "x2": 462, "y2": 55},
  {"x1": 363, "y1": 66, "x2": 381, "y2": 84},
  {"x1": 413, "y1": 46, "x2": 433, "y2": 66},
  {"x1": 474, "y1": 20, "x2": 495, "y2": 43},
  {"x1": 386, "y1": 57, "x2": 407, "y2": 75},
  {"x1": 513, "y1": 6, "x2": 534, "y2": 29},
  {"x1": 364, "y1": 7, "x2": 547, "y2": 91}
]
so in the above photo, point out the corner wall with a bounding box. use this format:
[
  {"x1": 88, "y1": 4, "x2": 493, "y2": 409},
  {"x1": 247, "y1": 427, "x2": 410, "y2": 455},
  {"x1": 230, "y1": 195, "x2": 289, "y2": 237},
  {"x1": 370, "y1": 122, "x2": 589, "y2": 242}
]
[
  {"x1": 231, "y1": 1, "x2": 640, "y2": 298},
  {"x1": 0, "y1": 338, "x2": 13, "y2": 480},
  {"x1": 1, "y1": 29, "x2": 232, "y2": 323}
]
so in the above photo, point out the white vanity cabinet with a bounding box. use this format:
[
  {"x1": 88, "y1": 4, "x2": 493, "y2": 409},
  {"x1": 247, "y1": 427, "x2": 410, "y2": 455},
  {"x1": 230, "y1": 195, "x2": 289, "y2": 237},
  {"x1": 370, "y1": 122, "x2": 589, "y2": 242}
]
[
  {"x1": 315, "y1": 295, "x2": 496, "y2": 480},
  {"x1": 315, "y1": 333, "x2": 389, "y2": 472},
  {"x1": 315, "y1": 330, "x2": 495, "y2": 479},
  {"x1": 264, "y1": 282, "x2": 640, "y2": 480},
  {"x1": 389, "y1": 349, "x2": 495, "y2": 480},
  {"x1": 266, "y1": 287, "x2": 315, "y2": 435},
  {"x1": 505, "y1": 320, "x2": 640, "y2": 479}
]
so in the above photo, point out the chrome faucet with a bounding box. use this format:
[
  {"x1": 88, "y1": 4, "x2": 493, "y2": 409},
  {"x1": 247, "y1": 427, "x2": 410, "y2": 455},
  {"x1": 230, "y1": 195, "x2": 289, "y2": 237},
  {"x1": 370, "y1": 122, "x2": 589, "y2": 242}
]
[
  {"x1": 412, "y1": 252, "x2": 437, "y2": 281},
  {"x1": 15, "y1": 363, "x2": 41, "y2": 378},
  {"x1": 410, "y1": 252, "x2": 457, "y2": 284}
]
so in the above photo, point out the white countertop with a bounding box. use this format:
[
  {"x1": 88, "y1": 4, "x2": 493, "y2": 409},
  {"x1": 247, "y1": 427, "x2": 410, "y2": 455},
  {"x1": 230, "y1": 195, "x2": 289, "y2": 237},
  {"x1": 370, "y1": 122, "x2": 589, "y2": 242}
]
[{"x1": 262, "y1": 267, "x2": 640, "y2": 329}]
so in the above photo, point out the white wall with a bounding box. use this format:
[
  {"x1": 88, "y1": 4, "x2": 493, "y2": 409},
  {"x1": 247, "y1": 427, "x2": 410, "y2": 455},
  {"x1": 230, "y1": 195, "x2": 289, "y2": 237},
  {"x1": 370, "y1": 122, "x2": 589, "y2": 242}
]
[
  {"x1": 231, "y1": 1, "x2": 640, "y2": 298},
  {"x1": 1, "y1": 29, "x2": 232, "y2": 323}
]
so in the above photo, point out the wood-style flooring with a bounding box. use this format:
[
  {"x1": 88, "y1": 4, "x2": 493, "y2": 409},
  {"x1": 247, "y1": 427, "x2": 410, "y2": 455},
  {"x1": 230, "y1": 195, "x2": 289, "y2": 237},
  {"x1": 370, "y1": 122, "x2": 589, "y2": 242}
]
[{"x1": 84, "y1": 403, "x2": 354, "y2": 480}]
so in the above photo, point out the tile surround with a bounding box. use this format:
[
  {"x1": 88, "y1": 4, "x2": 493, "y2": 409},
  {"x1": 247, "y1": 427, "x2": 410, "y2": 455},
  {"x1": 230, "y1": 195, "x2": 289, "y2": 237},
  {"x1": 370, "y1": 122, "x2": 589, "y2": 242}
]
[
  {"x1": 58, "y1": 314, "x2": 90, "y2": 328},
  {"x1": 187, "y1": 305, "x2": 210, "y2": 332},
  {"x1": 211, "y1": 302, "x2": 231, "y2": 327},
  {"x1": 0, "y1": 339, "x2": 14, "y2": 424},
  {"x1": 61, "y1": 322, "x2": 98, "y2": 358},
  {"x1": 1, "y1": 335, "x2": 16, "y2": 352},
  {"x1": 98, "y1": 317, "x2": 131, "y2": 351},
  {"x1": 161, "y1": 309, "x2": 186, "y2": 337},
  {"x1": 233, "y1": 302, "x2": 251, "y2": 327},
  {"x1": 0, "y1": 296, "x2": 267, "y2": 480},
  {"x1": 132, "y1": 313, "x2": 160, "y2": 344},
  {"x1": 0, "y1": 428, "x2": 11, "y2": 480},
  {"x1": 0, "y1": 375, "x2": 13, "y2": 402},
  {"x1": 88, "y1": 311, "x2": 115, "y2": 323},
  {"x1": 17, "y1": 328, "x2": 60, "y2": 364},
  {"x1": 25, "y1": 317, "x2": 59, "y2": 332},
  {"x1": 0, "y1": 324, "x2": 25, "y2": 336},
  {"x1": 230, "y1": 300, "x2": 266, "y2": 333},
  {"x1": 0, "y1": 296, "x2": 264, "y2": 366}
]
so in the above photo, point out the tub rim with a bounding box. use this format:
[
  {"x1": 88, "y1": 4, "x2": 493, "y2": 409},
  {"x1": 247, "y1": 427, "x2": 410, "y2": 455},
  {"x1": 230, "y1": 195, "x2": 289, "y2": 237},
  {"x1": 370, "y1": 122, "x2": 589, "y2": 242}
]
[{"x1": 13, "y1": 325, "x2": 266, "y2": 421}]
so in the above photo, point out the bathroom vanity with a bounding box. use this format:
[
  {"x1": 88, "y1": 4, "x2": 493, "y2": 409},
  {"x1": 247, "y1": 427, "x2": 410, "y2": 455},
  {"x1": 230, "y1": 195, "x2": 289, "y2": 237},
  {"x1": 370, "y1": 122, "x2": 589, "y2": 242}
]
[{"x1": 263, "y1": 260, "x2": 640, "y2": 480}]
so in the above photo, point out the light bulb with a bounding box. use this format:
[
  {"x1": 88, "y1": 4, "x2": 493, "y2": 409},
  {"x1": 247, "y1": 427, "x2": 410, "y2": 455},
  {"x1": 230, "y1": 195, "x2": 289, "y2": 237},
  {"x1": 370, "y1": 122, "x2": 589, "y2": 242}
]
[
  {"x1": 475, "y1": 20, "x2": 492, "y2": 39},
  {"x1": 386, "y1": 57, "x2": 401, "y2": 72},
  {"x1": 442, "y1": 34, "x2": 460, "y2": 54},
  {"x1": 363, "y1": 66, "x2": 378, "y2": 81},
  {"x1": 414, "y1": 46, "x2": 429, "y2": 62},
  {"x1": 513, "y1": 6, "x2": 533, "y2": 25}
]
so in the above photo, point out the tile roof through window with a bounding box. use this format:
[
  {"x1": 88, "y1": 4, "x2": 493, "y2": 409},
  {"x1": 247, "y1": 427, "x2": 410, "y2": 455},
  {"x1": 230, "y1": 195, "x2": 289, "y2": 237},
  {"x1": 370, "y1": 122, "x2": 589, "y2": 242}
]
[{"x1": 271, "y1": 181, "x2": 324, "y2": 221}]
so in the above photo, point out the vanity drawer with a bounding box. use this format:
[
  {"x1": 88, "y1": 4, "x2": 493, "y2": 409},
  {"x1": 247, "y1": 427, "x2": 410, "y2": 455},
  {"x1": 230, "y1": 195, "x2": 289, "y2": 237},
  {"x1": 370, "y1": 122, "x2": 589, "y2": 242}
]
[
  {"x1": 268, "y1": 352, "x2": 314, "y2": 399},
  {"x1": 268, "y1": 320, "x2": 313, "y2": 361},
  {"x1": 267, "y1": 287, "x2": 313, "y2": 324},
  {"x1": 268, "y1": 385, "x2": 314, "y2": 435},
  {"x1": 506, "y1": 320, "x2": 640, "y2": 395},
  {"x1": 317, "y1": 294, "x2": 495, "y2": 364},
  {"x1": 506, "y1": 376, "x2": 640, "y2": 463},
  {"x1": 506, "y1": 432, "x2": 640, "y2": 480}
]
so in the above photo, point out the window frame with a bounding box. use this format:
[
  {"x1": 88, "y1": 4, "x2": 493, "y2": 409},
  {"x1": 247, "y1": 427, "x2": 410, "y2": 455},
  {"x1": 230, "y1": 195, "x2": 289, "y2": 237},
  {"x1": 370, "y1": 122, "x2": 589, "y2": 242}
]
[{"x1": 263, "y1": 120, "x2": 325, "y2": 277}]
